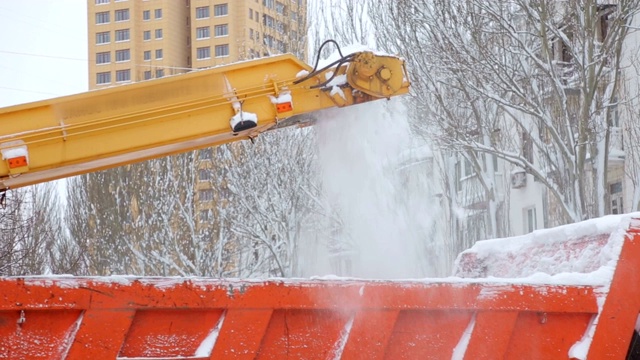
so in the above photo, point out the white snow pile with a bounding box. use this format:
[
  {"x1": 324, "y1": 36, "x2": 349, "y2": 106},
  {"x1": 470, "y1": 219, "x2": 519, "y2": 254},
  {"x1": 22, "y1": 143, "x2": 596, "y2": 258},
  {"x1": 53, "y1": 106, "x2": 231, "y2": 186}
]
[
  {"x1": 229, "y1": 111, "x2": 258, "y2": 130},
  {"x1": 0, "y1": 141, "x2": 28, "y2": 161},
  {"x1": 454, "y1": 213, "x2": 639, "y2": 286},
  {"x1": 268, "y1": 91, "x2": 292, "y2": 107}
]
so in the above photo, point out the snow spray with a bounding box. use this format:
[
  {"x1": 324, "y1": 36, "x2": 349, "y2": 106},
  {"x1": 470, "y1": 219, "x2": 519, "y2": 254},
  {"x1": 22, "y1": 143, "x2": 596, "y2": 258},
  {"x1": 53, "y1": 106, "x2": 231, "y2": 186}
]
[{"x1": 312, "y1": 99, "x2": 440, "y2": 278}]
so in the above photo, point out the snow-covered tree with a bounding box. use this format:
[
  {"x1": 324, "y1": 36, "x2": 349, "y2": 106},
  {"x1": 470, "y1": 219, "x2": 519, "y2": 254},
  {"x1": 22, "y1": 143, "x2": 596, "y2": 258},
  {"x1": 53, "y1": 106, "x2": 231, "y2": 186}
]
[
  {"x1": 212, "y1": 128, "x2": 319, "y2": 277},
  {"x1": 67, "y1": 165, "x2": 138, "y2": 275},
  {"x1": 371, "y1": 0, "x2": 640, "y2": 233},
  {"x1": 0, "y1": 189, "x2": 35, "y2": 275},
  {"x1": 66, "y1": 154, "x2": 211, "y2": 276},
  {"x1": 0, "y1": 183, "x2": 74, "y2": 275}
]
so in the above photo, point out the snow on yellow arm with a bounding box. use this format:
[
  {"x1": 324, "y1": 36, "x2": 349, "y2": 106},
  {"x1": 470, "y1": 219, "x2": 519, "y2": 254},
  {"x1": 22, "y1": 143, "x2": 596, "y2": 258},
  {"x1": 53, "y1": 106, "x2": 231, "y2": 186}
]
[{"x1": 0, "y1": 49, "x2": 409, "y2": 191}]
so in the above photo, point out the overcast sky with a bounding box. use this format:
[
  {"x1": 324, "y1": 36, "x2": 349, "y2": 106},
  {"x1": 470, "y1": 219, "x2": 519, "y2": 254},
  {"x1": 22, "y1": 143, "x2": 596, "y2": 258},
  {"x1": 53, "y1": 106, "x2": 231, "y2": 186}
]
[{"x1": 0, "y1": 1, "x2": 87, "y2": 107}]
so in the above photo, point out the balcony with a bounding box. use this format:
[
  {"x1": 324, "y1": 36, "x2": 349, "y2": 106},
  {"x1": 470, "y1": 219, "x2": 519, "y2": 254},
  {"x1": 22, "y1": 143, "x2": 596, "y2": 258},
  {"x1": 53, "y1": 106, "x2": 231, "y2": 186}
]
[{"x1": 457, "y1": 173, "x2": 505, "y2": 210}]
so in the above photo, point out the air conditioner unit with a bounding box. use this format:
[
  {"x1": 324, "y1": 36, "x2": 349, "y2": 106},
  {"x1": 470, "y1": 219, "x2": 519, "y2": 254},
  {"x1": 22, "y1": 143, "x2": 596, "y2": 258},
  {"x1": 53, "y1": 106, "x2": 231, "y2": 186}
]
[{"x1": 511, "y1": 171, "x2": 527, "y2": 189}]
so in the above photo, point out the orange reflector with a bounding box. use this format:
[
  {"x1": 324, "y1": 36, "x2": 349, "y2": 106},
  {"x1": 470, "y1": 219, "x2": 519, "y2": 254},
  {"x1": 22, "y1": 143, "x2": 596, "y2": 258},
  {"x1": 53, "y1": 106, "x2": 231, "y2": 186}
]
[
  {"x1": 276, "y1": 102, "x2": 293, "y2": 113},
  {"x1": 8, "y1": 156, "x2": 28, "y2": 169}
]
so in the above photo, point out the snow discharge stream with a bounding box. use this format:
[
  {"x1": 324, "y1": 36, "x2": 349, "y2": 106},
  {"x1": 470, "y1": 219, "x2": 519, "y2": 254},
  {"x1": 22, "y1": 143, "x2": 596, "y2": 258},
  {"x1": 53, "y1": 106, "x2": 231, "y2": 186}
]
[{"x1": 311, "y1": 99, "x2": 441, "y2": 278}]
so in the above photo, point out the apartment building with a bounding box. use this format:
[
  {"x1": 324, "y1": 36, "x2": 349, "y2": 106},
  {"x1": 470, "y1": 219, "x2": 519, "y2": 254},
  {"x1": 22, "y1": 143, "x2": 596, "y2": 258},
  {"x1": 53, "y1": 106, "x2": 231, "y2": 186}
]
[{"x1": 88, "y1": 0, "x2": 307, "y2": 89}]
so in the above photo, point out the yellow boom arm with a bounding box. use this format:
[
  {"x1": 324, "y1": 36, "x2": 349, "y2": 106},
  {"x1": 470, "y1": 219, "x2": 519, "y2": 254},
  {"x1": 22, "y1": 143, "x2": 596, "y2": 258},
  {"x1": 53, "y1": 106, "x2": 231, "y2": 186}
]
[{"x1": 0, "y1": 50, "x2": 409, "y2": 190}]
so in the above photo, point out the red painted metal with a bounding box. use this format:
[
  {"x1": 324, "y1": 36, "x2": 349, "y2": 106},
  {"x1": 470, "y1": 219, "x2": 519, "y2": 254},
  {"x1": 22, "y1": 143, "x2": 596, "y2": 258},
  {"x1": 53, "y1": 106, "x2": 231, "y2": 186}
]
[{"x1": 0, "y1": 218, "x2": 638, "y2": 359}]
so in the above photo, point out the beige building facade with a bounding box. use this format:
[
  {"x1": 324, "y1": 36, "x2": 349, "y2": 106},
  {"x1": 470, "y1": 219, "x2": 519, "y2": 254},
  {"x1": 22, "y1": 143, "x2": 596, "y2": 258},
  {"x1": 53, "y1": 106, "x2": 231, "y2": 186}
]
[{"x1": 88, "y1": 0, "x2": 307, "y2": 89}]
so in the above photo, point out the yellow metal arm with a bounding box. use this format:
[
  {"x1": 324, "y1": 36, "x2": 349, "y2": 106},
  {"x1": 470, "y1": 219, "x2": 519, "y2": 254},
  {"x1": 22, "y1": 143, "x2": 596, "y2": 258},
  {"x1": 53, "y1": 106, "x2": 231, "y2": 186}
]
[{"x1": 0, "y1": 51, "x2": 409, "y2": 190}]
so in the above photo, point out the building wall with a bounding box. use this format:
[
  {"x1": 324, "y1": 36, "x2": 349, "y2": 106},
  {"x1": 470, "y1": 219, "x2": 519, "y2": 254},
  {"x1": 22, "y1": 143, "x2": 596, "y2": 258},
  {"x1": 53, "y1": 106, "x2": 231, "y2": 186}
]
[
  {"x1": 508, "y1": 170, "x2": 546, "y2": 235},
  {"x1": 88, "y1": 0, "x2": 191, "y2": 89},
  {"x1": 137, "y1": 0, "x2": 191, "y2": 80},
  {"x1": 88, "y1": 0, "x2": 307, "y2": 89},
  {"x1": 620, "y1": 12, "x2": 640, "y2": 214}
]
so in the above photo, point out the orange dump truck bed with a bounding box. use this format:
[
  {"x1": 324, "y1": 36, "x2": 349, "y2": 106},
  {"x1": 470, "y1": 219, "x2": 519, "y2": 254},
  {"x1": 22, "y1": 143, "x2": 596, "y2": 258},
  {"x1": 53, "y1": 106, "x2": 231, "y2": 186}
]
[{"x1": 2, "y1": 215, "x2": 640, "y2": 359}]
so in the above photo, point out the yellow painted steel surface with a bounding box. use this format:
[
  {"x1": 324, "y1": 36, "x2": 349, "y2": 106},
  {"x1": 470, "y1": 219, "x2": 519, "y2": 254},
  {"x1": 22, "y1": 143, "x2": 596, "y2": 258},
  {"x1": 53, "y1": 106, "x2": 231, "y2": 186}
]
[{"x1": 0, "y1": 52, "x2": 409, "y2": 190}]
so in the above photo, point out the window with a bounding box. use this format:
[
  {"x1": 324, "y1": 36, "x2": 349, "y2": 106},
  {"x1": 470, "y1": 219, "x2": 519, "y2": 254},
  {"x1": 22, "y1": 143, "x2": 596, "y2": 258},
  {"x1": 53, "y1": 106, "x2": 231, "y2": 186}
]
[
  {"x1": 115, "y1": 9, "x2": 130, "y2": 21},
  {"x1": 143, "y1": 10, "x2": 150, "y2": 20},
  {"x1": 96, "y1": 31, "x2": 110, "y2": 44},
  {"x1": 196, "y1": 6, "x2": 209, "y2": 19},
  {"x1": 143, "y1": 50, "x2": 151, "y2": 61},
  {"x1": 522, "y1": 131, "x2": 533, "y2": 164},
  {"x1": 198, "y1": 169, "x2": 211, "y2": 181},
  {"x1": 249, "y1": 8, "x2": 253, "y2": 19},
  {"x1": 249, "y1": 28, "x2": 254, "y2": 40},
  {"x1": 155, "y1": 49, "x2": 163, "y2": 59},
  {"x1": 200, "y1": 148, "x2": 213, "y2": 159},
  {"x1": 263, "y1": 34, "x2": 274, "y2": 48},
  {"x1": 255, "y1": 11, "x2": 259, "y2": 21},
  {"x1": 263, "y1": 0, "x2": 275, "y2": 9},
  {"x1": 197, "y1": 47, "x2": 211, "y2": 59},
  {"x1": 97, "y1": 71, "x2": 111, "y2": 84},
  {"x1": 454, "y1": 156, "x2": 476, "y2": 192},
  {"x1": 96, "y1": 11, "x2": 110, "y2": 24},
  {"x1": 612, "y1": 96, "x2": 620, "y2": 127},
  {"x1": 115, "y1": 49, "x2": 130, "y2": 62},
  {"x1": 214, "y1": 24, "x2": 228, "y2": 37},
  {"x1": 154, "y1": 8, "x2": 162, "y2": 19},
  {"x1": 143, "y1": 30, "x2": 151, "y2": 41},
  {"x1": 291, "y1": 11, "x2": 297, "y2": 22},
  {"x1": 214, "y1": 3, "x2": 228, "y2": 16},
  {"x1": 116, "y1": 69, "x2": 131, "y2": 82},
  {"x1": 524, "y1": 207, "x2": 537, "y2": 233},
  {"x1": 454, "y1": 161, "x2": 462, "y2": 191},
  {"x1": 155, "y1": 28, "x2": 163, "y2": 39},
  {"x1": 199, "y1": 189, "x2": 214, "y2": 201},
  {"x1": 96, "y1": 52, "x2": 110, "y2": 64},
  {"x1": 95, "y1": 0, "x2": 109, "y2": 4},
  {"x1": 463, "y1": 157, "x2": 474, "y2": 177},
  {"x1": 199, "y1": 209, "x2": 211, "y2": 221},
  {"x1": 610, "y1": 182, "x2": 623, "y2": 214},
  {"x1": 215, "y1": 44, "x2": 229, "y2": 57},
  {"x1": 196, "y1": 26, "x2": 210, "y2": 39},
  {"x1": 263, "y1": 14, "x2": 275, "y2": 29},
  {"x1": 115, "y1": 29, "x2": 130, "y2": 41},
  {"x1": 156, "y1": 69, "x2": 164, "y2": 78},
  {"x1": 276, "y1": 1, "x2": 286, "y2": 15},
  {"x1": 144, "y1": 70, "x2": 152, "y2": 80}
]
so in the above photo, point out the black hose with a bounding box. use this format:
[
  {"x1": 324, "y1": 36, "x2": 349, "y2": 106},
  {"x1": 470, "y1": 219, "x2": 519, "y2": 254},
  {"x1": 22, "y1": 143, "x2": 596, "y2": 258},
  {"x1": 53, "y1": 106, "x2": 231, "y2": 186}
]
[
  {"x1": 311, "y1": 40, "x2": 344, "y2": 73},
  {"x1": 293, "y1": 40, "x2": 352, "y2": 85},
  {"x1": 309, "y1": 57, "x2": 353, "y2": 89}
]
